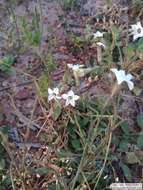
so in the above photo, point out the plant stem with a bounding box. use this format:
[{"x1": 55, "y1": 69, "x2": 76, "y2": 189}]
[
  {"x1": 93, "y1": 132, "x2": 112, "y2": 190},
  {"x1": 70, "y1": 143, "x2": 88, "y2": 190}
]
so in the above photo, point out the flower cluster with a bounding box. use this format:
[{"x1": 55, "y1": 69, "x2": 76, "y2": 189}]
[
  {"x1": 47, "y1": 21, "x2": 141, "y2": 107},
  {"x1": 92, "y1": 25, "x2": 137, "y2": 91},
  {"x1": 48, "y1": 88, "x2": 79, "y2": 107},
  {"x1": 93, "y1": 21, "x2": 143, "y2": 43}
]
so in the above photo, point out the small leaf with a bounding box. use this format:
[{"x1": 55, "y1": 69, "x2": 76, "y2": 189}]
[
  {"x1": 112, "y1": 136, "x2": 119, "y2": 146},
  {"x1": 137, "y1": 38, "x2": 143, "y2": 52},
  {"x1": 125, "y1": 152, "x2": 140, "y2": 164},
  {"x1": 120, "y1": 121, "x2": 129, "y2": 135},
  {"x1": 0, "y1": 159, "x2": 5, "y2": 170},
  {"x1": 38, "y1": 74, "x2": 49, "y2": 97},
  {"x1": 120, "y1": 163, "x2": 132, "y2": 181},
  {"x1": 118, "y1": 140, "x2": 128, "y2": 152},
  {"x1": 137, "y1": 114, "x2": 143, "y2": 129},
  {"x1": 137, "y1": 133, "x2": 143, "y2": 148},
  {"x1": 53, "y1": 103, "x2": 62, "y2": 121},
  {"x1": 32, "y1": 167, "x2": 51, "y2": 175},
  {"x1": 0, "y1": 56, "x2": 14, "y2": 73},
  {"x1": 71, "y1": 139, "x2": 81, "y2": 151},
  {"x1": 124, "y1": 44, "x2": 136, "y2": 60},
  {"x1": 111, "y1": 25, "x2": 121, "y2": 42}
]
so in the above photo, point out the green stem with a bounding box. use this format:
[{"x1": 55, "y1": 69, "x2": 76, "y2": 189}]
[
  {"x1": 93, "y1": 132, "x2": 112, "y2": 190},
  {"x1": 70, "y1": 144, "x2": 88, "y2": 190}
]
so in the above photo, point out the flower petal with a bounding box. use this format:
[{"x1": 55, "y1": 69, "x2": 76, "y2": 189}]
[
  {"x1": 48, "y1": 88, "x2": 53, "y2": 95},
  {"x1": 116, "y1": 70, "x2": 126, "y2": 85},
  {"x1": 74, "y1": 95, "x2": 80, "y2": 101},
  {"x1": 68, "y1": 90, "x2": 74, "y2": 97},
  {"x1": 96, "y1": 42, "x2": 106, "y2": 48},
  {"x1": 67, "y1": 64, "x2": 73, "y2": 69},
  {"x1": 53, "y1": 87, "x2": 59, "y2": 94},
  {"x1": 48, "y1": 95, "x2": 53, "y2": 101},
  {"x1": 126, "y1": 73, "x2": 133, "y2": 81},
  {"x1": 127, "y1": 81, "x2": 134, "y2": 90},
  {"x1": 56, "y1": 96, "x2": 61, "y2": 100},
  {"x1": 137, "y1": 21, "x2": 142, "y2": 28},
  {"x1": 65, "y1": 99, "x2": 70, "y2": 106},
  {"x1": 70, "y1": 99, "x2": 75, "y2": 107},
  {"x1": 93, "y1": 31, "x2": 103, "y2": 39},
  {"x1": 111, "y1": 69, "x2": 125, "y2": 84}
]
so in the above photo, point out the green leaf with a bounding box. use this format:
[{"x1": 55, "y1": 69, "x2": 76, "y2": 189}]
[
  {"x1": 53, "y1": 103, "x2": 62, "y2": 121},
  {"x1": 111, "y1": 25, "x2": 121, "y2": 42},
  {"x1": 0, "y1": 176, "x2": 11, "y2": 189},
  {"x1": 124, "y1": 44, "x2": 135, "y2": 60},
  {"x1": 112, "y1": 136, "x2": 119, "y2": 146},
  {"x1": 0, "y1": 126, "x2": 11, "y2": 135},
  {"x1": 0, "y1": 159, "x2": 5, "y2": 170},
  {"x1": 119, "y1": 140, "x2": 128, "y2": 152},
  {"x1": 32, "y1": 31, "x2": 41, "y2": 45},
  {"x1": 120, "y1": 163, "x2": 132, "y2": 181},
  {"x1": 137, "y1": 38, "x2": 143, "y2": 52},
  {"x1": 38, "y1": 74, "x2": 49, "y2": 97},
  {"x1": 71, "y1": 139, "x2": 81, "y2": 151},
  {"x1": 32, "y1": 167, "x2": 51, "y2": 175},
  {"x1": 0, "y1": 56, "x2": 14, "y2": 73},
  {"x1": 137, "y1": 133, "x2": 143, "y2": 148},
  {"x1": 125, "y1": 152, "x2": 140, "y2": 164},
  {"x1": 120, "y1": 121, "x2": 129, "y2": 135},
  {"x1": 137, "y1": 114, "x2": 143, "y2": 129}
]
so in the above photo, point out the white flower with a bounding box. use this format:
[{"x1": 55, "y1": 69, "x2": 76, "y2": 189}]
[
  {"x1": 48, "y1": 88, "x2": 61, "y2": 101},
  {"x1": 67, "y1": 64, "x2": 93, "y2": 78},
  {"x1": 62, "y1": 90, "x2": 79, "y2": 107},
  {"x1": 93, "y1": 31, "x2": 103, "y2": 39},
  {"x1": 110, "y1": 68, "x2": 134, "y2": 90},
  {"x1": 130, "y1": 21, "x2": 143, "y2": 41},
  {"x1": 67, "y1": 64, "x2": 84, "y2": 72},
  {"x1": 96, "y1": 42, "x2": 106, "y2": 49},
  {"x1": 67, "y1": 64, "x2": 86, "y2": 78}
]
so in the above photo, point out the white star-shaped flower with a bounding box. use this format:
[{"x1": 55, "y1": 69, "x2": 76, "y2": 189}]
[
  {"x1": 93, "y1": 31, "x2": 103, "y2": 39},
  {"x1": 130, "y1": 21, "x2": 143, "y2": 41},
  {"x1": 67, "y1": 64, "x2": 84, "y2": 72},
  {"x1": 62, "y1": 90, "x2": 80, "y2": 107},
  {"x1": 110, "y1": 68, "x2": 134, "y2": 90},
  {"x1": 48, "y1": 87, "x2": 61, "y2": 101}
]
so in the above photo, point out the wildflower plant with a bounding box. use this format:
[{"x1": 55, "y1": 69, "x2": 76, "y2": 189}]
[{"x1": 45, "y1": 16, "x2": 143, "y2": 189}]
